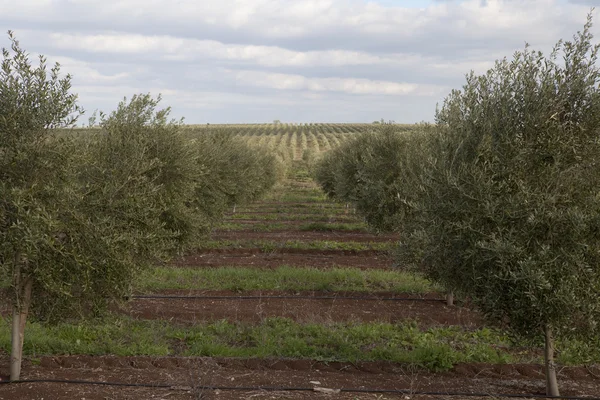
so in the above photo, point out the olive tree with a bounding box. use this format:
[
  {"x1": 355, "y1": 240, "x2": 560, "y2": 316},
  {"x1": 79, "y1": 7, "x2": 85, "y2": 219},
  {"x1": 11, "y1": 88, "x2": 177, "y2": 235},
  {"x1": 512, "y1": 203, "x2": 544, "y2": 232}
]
[
  {"x1": 0, "y1": 32, "x2": 84, "y2": 380},
  {"x1": 317, "y1": 125, "x2": 431, "y2": 232},
  {"x1": 0, "y1": 35, "x2": 196, "y2": 380},
  {"x1": 82, "y1": 94, "x2": 204, "y2": 253},
  {"x1": 401, "y1": 15, "x2": 600, "y2": 396},
  {"x1": 192, "y1": 130, "x2": 280, "y2": 222}
]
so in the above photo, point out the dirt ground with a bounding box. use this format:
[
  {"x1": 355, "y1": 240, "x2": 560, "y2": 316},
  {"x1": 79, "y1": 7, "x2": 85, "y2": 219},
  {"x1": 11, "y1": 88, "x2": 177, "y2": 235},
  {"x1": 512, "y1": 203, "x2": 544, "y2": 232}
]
[
  {"x1": 172, "y1": 250, "x2": 393, "y2": 269},
  {"x1": 120, "y1": 290, "x2": 479, "y2": 326},
  {"x1": 1, "y1": 355, "x2": 599, "y2": 399},
  {"x1": 212, "y1": 230, "x2": 398, "y2": 243}
]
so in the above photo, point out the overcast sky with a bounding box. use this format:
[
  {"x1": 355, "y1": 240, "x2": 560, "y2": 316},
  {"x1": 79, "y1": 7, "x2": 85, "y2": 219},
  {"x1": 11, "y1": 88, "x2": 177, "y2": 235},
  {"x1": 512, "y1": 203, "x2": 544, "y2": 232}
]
[{"x1": 0, "y1": 0, "x2": 598, "y2": 123}]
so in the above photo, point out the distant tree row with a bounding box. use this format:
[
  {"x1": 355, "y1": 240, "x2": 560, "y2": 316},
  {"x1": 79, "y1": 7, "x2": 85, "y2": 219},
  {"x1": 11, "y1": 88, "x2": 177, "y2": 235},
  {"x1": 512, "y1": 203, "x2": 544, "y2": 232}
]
[
  {"x1": 0, "y1": 33, "x2": 280, "y2": 380},
  {"x1": 315, "y1": 16, "x2": 600, "y2": 396}
]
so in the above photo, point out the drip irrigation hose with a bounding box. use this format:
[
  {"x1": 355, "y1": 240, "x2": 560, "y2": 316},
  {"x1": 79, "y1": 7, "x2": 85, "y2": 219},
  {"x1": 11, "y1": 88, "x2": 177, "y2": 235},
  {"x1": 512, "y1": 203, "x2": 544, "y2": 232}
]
[
  {"x1": 130, "y1": 294, "x2": 444, "y2": 302},
  {"x1": 1, "y1": 379, "x2": 599, "y2": 400}
]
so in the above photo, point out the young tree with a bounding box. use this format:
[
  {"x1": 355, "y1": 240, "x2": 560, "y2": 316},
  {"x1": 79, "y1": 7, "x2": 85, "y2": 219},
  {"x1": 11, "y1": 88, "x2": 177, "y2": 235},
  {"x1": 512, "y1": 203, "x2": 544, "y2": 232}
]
[
  {"x1": 0, "y1": 33, "x2": 282, "y2": 381},
  {"x1": 0, "y1": 37, "x2": 194, "y2": 380},
  {"x1": 82, "y1": 94, "x2": 204, "y2": 253},
  {"x1": 0, "y1": 32, "x2": 83, "y2": 380},
  {"x1": 314, "y1": 125, "x2": 430, "y2": 232},
  {"x1": 402, "y1": 15, "x2": 600, "y2": 396},
  {"x1": 191, "y1": 130, "x2": 280, "y2": 225}
]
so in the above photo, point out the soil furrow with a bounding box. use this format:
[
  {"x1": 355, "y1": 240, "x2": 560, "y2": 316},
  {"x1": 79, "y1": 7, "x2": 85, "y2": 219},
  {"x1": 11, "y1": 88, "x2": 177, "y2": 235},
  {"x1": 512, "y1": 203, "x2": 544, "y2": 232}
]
[
  {"x1": 119, "y1": 294, "x2": 480, "y2": 326},
  {"x1": 3, "y1": 355, "x2": 598, "y2": 400},
  {"x1": 212, "y1": 231, "x2": 398, "y2": 242},
  {"x1": 172, "y1": 252, "x2": 393, "y2": 269}
]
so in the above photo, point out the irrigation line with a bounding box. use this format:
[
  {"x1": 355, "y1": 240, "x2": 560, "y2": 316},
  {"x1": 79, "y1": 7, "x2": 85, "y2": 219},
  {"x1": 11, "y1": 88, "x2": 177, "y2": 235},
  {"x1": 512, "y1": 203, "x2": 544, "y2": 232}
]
[
  {"x1": 131, "y1": 294, "x2": 445, "y2": 302},
  {"x1": 1, "y1": 379, "x2": 599, "y2": 399}
]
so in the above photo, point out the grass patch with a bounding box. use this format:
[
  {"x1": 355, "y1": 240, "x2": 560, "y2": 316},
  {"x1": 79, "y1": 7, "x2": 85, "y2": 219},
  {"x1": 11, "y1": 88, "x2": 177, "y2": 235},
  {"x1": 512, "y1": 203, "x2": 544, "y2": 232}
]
[
  {"x1": 232, "y1": 207, "x2": 349, "y2": 215},
  {"x1": 298, "y1": 222, "x2": 368, "y2": 232},
  {"x1": 137, "y1": 266, "x2": 433, "y2": 293},
  {"x1": 217, "y1": 222, "x2": 289, "y2": 232},
  {"x1": 226, "y1": 213, "x2": 362, "y2": 222},
  {"x1": 262, "y1": 194, "x2": 328, "y2": 203},
  {"x1": 1, "y1": 316, "x2": 529, "y2": 370},
  {"x1": 2, "y1": 317, "x2": 171, "y2": 356},
  {"x1": 217, "y1": 222, "x2": 368, "y2": 233},
  {"x1": 262, "y1": 187, "x2": 327, "y2": 203},
  {"x1": 242, "y1": 203, "x2": 344, "y2": 210},
  {"x1": 8, "y1": 316, "x2": 598, "y2": 369}
]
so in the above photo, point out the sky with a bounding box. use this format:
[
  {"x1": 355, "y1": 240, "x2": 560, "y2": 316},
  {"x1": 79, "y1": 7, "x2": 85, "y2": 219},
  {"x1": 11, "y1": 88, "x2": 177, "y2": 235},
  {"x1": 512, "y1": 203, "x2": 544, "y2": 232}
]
[{"x1": 0, "y1": 0, "x2": 598, "y2": 124}]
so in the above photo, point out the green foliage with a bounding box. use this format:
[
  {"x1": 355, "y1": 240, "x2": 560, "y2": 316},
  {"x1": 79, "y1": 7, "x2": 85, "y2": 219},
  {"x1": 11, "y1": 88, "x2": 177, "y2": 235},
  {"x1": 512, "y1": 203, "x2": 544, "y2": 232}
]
[
  {"x1": 0, "y1": 316, "x2": 522, "y2": 369},
  {"x1": 83, "y1": 94, "x2": 199, "y2": 249},
  {"x1": 311, "y1": 17, "x2": 600, "y2": 381},
  {"x1": 314, "y1": 146, "x2": 344, "y2": 200},
  {"x1": 0, "y1": 32, "x2": 89, "y2": 319},
  {"x1": 28, "y1": 94, "x2": 197, "y2": 321},
  {"x1": 402, "y1": 16, "x2": 600, "y2": 343},
  {"x1": 0, "y1": 34, "x2": 280, "y2": 324},
  {"x1": 298, "y1": 222, "x2": 368, "y2": 232},
  {"x1": 314, "y1": 124, "x2": 430, "y2": 232},
  {"x1": 192, "y1": 130, "x2": 280, "y2": 224},
  {"x1": 0, "y1": 36, "x2": 196, "y2": 322},
  {"x1": 137, "y1": 266, "x2": 434, "y2": 293},
  {"x1": 39, "y1": 97, "x2": 281, "y2": 320}
]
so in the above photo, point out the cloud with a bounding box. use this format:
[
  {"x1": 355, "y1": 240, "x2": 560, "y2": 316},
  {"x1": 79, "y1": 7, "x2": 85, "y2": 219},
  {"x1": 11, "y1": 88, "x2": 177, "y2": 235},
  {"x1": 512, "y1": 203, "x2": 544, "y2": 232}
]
[
  {"x1": 230, "y1": 69, "x2": 447, "y2": 96},
  {"x1": 0, "y1": 0, "x2": 597, "y2": 123},
  {"x1": 44, "y1": 32, "x2": 402, "y2": 68}
]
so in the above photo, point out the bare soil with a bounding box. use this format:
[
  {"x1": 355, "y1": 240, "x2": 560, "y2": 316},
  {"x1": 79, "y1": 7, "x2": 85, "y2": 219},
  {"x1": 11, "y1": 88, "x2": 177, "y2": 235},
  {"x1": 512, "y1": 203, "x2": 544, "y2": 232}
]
[
  {"x1": 1, "y1": 355, "x2": 598, "y2": 399},
  {"x1": 172, "y1": 250, "x2": 393, "y2": 269},
  {"x1": 212, "y1": 230, "x2": 398, "y2": 242},
  {"x1": 120, "y1": 290, "x2": 478, "y2": 326}
]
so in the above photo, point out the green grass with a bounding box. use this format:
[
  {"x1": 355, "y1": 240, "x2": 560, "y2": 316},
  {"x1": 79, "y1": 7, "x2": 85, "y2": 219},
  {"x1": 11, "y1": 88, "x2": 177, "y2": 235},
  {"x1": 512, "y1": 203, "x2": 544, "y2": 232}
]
[
  {"x1": 10, "y1": 316, "x2": 599, "y2": 369},
  {"x1": 137, "y1": 266, "x2": 434, "y2": 293},
  {"x1": 4, "y1": 316, "x2": 522, "y2": 370},
  {"x1": 226, "y1": 213, "x2": 362, "y2": 222},
  {"x1": 298, "y1": 222, "x2": 368, "y2": 232},
  {"x1": 231, "y1": 207, "x2": 349, "y2": 215},
  {"x1": 262, "y1": 188, "x2": 326, "y2": 203},
  {"x1": 217, "y1": 222, "x2": 368, "y2": 233},
  {"x1": 241, "y1": 203, "x2": 344, "y2": 210},
  {"x1": 262, "y1": 194, "x2": 327, "y2": 203},
  {"x1": 197, "y1": 239, "x2": 394, "y2": 252}
]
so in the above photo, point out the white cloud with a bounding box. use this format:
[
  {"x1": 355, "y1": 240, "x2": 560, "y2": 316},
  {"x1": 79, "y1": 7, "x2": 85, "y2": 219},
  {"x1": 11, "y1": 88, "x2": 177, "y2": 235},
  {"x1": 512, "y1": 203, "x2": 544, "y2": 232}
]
[
  {"x1": 0, "y1": 0, "x2": 597, "y2": 123},
  {"x1": 3, "y1": 0, "x2": 597, "y2": 47},
  {"x1": 48, "y1": 56, "x2": 131, "y2": 84},
  {"x1": 45, "y1": 32, "x2": 416, "y2": 68},
  {"x1": 230, "y1": 69, "x2": 447, "y2": 96}
]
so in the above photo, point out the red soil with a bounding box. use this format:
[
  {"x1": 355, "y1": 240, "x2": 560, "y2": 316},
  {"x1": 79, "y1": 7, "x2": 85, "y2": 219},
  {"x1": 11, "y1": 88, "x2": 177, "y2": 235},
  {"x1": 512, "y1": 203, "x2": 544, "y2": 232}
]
[
  {"x1": 119, "y1": 290, "x2": 479, "y2": 327},
  {"x1": 1, "y1": 355, "x2": 598, "y2": 399},
  {"x1": 212, "y1": 230, "x2": 398, "y2": 242},
  {"x1": 172, "y1": 250, "x2": 393, "y2": 269}
]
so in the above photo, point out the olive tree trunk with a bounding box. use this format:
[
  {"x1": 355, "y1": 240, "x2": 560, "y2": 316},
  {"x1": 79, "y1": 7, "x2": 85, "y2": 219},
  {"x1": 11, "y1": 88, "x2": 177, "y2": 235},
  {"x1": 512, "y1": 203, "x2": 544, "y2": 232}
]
[
  {"x1": 10, "y1": 260, "x2": 33, "y2": 381},
  {"x1": 446, "y1": 291, "x2": 454, "y2": 306},
  {"x1": 544, "y1": 325, "x2": 560, "y2": 396}
]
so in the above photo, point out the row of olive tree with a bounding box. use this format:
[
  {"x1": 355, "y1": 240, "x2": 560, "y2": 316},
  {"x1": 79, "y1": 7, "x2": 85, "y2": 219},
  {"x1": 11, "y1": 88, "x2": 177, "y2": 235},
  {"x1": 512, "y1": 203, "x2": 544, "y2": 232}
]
[
  {"x1": 314, "y1": 16, "x2": 600, "y2": 396},
  {"x1": 0, "y1": 34, "x2": 280, "y2": 380},
  {"x1": 314, "y1": 124, "x2": 429, "y2": 233},
  {"x1": 191, "y1": 129, "x2": 281, "y2": 222}
]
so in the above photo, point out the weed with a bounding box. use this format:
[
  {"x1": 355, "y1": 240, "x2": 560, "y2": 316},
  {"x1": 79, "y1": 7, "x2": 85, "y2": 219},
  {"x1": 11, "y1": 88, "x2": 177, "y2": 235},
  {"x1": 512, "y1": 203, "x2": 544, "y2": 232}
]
[{"x1": 136, "y1": 266, "x2": 434, "y2": 293}]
